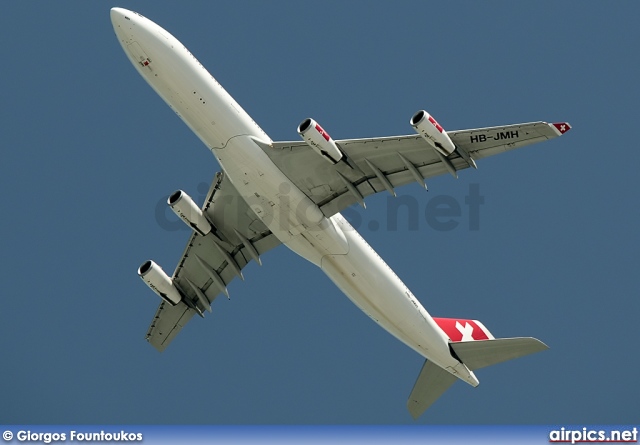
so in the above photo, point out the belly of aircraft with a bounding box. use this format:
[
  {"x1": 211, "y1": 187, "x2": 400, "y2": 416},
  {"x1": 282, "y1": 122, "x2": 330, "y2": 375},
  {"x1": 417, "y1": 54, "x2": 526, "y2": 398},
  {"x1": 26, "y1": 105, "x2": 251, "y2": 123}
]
[{"x1": 119, "y1": 19, "x2": 459, "y2": 370}]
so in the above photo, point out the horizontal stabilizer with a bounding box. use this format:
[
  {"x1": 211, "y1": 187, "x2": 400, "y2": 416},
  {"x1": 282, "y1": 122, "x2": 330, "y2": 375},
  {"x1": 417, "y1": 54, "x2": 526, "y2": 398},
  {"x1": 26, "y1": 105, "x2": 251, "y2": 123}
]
[
  {"x1": 407, "y1": 359, "x2": 458, "y2": 419},
  {"x1": 451, "y1": 337, "x2": 548, "y2": 371}
]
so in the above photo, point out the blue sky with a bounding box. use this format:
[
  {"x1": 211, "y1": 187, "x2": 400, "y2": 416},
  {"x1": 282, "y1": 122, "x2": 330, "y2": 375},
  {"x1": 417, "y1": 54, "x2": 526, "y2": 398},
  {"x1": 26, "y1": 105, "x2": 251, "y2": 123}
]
[{"x1": 1, "y1": 1, "x2": 639, "y2": 424}]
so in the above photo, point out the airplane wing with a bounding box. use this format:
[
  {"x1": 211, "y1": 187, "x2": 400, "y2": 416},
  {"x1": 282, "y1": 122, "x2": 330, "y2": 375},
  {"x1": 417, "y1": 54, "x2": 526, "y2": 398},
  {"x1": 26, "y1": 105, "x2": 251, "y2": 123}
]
[
  {"x1": 145, "y1": 121, "x2": 569, "y2": 351},
  {"x1": 145, "y1": 171, "x2": 281, "y2": 352},
  {"x1": 264, "y1": 122, "x2": 571, "y2": 217}
]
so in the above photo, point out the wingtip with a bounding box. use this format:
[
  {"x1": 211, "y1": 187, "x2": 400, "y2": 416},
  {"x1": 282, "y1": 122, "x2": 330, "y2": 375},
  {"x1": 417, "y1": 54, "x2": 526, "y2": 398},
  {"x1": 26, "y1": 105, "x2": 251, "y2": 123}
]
[{"x1": 552, "y1": 122, "x2": 571, "y2": 135}]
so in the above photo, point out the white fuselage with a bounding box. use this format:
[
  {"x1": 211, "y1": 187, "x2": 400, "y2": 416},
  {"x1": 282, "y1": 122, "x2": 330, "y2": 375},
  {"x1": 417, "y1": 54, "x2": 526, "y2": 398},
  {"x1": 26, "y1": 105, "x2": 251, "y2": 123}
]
[{"x1": 111, "y1": 8, "x2": 477, "y2": 386}]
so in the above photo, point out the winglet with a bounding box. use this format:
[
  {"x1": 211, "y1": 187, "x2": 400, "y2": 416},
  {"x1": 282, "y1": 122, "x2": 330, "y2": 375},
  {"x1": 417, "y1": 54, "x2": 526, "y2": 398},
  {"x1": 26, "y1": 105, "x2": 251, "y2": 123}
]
[{"x1": 551, "y1": 122, "x2": 571, "y2": 135}]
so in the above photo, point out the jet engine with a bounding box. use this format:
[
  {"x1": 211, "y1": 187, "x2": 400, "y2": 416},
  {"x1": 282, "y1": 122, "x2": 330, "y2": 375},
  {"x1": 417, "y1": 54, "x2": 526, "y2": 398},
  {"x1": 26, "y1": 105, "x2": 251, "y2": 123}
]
[
  {"x1": 297, "y1": 118, "x2": 344, "y2": 164},
  {"x1": 410, "y1": 110, "x2": 456, "y2": 156},
  {"x1": 168, "y1": 190, "x2": 212, "y2": 236},
  {"x1": 138, "y1": 259, "x2": 183, "y2": 306}
]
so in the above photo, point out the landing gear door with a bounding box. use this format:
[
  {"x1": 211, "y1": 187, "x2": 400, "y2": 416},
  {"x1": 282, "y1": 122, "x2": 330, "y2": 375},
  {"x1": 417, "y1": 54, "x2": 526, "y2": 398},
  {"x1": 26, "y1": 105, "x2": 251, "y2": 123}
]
[{"x1": 127, "y1": 41, "x2": 152, "y2": 69}]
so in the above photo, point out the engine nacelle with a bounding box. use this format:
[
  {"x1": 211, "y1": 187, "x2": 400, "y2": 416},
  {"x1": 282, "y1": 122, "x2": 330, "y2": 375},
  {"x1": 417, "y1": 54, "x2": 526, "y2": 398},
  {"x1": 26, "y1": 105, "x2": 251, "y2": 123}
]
[
  {"x1": 297, "y1": 118, "x2": 344, "y2": 164},
  {"x1": 410, "y1": 110, "x2": 456, "y2": 156},
  {"x1": 138, "y1": 260, "x2": 183, "y2": 306},
  {"x1": 168, "y1": 190, "x2": 212, "y2": 236}
]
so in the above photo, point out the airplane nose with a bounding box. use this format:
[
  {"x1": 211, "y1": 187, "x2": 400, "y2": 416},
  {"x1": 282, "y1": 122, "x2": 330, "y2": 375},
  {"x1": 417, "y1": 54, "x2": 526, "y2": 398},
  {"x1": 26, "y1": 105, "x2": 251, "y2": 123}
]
[{"x1": 110, "y1": 7, "x2": 131, "y2": 27}]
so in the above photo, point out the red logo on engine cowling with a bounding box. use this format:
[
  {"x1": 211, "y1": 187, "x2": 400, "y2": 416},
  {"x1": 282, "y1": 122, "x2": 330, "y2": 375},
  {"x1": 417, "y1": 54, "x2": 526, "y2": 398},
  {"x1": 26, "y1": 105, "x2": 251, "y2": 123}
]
[
  {"x1": 428, "y1": 116, "x2": 444, "y2": 133},
  {"x1": 315, "y1": 123, "x2": 331, "y2": 141}
]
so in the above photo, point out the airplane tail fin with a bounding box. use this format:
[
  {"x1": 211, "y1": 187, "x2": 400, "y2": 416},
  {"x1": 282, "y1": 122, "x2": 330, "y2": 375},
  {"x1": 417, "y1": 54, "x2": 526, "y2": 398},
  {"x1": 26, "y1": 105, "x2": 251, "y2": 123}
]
[{"x1": 407, "y1": 317, "x2": 548, "y2": 419}]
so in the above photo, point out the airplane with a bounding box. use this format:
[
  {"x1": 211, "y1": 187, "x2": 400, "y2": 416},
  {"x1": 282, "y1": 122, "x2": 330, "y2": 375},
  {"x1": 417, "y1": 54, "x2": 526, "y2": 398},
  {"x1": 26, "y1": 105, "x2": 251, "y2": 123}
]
[{"x1": 110, "y1": 7, "x2": 571, "y2": 418}]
